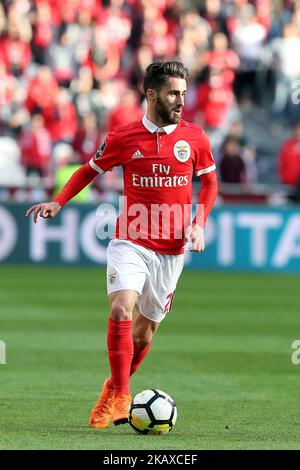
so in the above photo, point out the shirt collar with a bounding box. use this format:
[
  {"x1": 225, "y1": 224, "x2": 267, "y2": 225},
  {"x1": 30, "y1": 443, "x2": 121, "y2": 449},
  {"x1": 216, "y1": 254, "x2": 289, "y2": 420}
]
[{"x1": 142, "y1": 114, "x2": 177, "y2": 135}]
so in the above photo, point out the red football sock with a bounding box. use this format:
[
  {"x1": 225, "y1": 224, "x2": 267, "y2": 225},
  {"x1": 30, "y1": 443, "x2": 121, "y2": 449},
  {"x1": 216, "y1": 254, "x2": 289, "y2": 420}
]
[
  {"x1": 107, "y1": 318, "x2": 133, "y2": 395},
  {"x1": 130, "y1": 341, "x2": 152, "y2": 376},
  {"x1": 107, "y1": 340, "x2": 152, "y2": 390}
]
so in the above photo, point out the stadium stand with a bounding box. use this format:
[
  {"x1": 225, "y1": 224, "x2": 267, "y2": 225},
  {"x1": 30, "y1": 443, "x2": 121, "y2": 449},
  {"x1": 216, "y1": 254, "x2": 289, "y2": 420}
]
[{"x1": 0, "y1": 0, "x2": 299, "y2": 204}]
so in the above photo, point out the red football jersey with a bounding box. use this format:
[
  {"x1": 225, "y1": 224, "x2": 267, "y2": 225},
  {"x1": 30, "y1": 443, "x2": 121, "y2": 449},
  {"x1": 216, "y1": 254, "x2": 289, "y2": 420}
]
[{"x1": 90, "y1": 115, "x2": 216, "y2": 254}]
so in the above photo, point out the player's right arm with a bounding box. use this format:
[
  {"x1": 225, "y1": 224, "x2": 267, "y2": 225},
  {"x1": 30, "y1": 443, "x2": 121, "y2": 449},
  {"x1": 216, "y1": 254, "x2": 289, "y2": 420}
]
[
  {"x1": 26, "y1": 162, "x2": 98, "y2": 223},
  {"x1": 26, "y1": 200, "x2": 62, "y2": 223},
  {"x1": 26, "y1": 131, "x2": 121, "y2": 223}
]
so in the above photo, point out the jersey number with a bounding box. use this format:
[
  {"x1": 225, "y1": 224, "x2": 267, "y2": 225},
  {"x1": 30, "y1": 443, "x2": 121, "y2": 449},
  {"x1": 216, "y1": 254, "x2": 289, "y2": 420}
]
[{"x1": 164, "y1": 291, "x2": 176, "y2": 314}]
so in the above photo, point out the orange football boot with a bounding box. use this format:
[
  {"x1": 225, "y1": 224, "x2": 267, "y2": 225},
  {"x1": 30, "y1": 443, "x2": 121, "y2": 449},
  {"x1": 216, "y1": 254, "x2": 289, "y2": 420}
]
[
  {"x1": 112, "y1": 393, "x2": 131, "y2": 425},
  {"x1": 89, "y1": 379, "x2": 115, "y2": 429}
]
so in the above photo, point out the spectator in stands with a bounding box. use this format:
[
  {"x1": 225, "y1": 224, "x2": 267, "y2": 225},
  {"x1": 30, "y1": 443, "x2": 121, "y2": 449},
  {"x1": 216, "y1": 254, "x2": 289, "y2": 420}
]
[
  {"x1": 31, "y1": 1, "x2": 54, "y2": 65},
  {"x1": 73, "y1": 112, "x2": 102, "y2": 165},
  {"x1": 25, "y1": 65, "x2": 58, "y2": 115},
  {"x1": 225, "y1": 0, "x2": 271, "y2": 35},
  {"x1": 130, "y1": 45, "x2": 154, "y2": 96},
  {"x1": 278, "y1": 122, "x2": 300, "y2": 200},
  {"x1": 270, "y1": 0, "x2": 300, "y2": 36},
  {"x1": 106, "y1": 88, "x2": 143, "y2": 132},
  {"x1": 0, "y1": 3, "x2": 6, "y2": 37},
  {"x1": 45, "y1": 28, "x2": 78, "y2": 87},
  {"x1": 18, "y1": 113, "x2": 51, "y2": 178},
  {"x1": 142, "y1": 0, "x2": 165, "y2": 44},
  {"x1": 226, "y1": 119, "x2": 248, "y2": 148},
  {"x1": 71, "y1": 66, "x2": 97, "y2": 120},
  {"x1": 95, "y1": 80, "x2": 119, "y2": 130},
  {"x1": 0, "y1": 78, "x2": 29, "y2": 137},
  {"x1": 149, "y1": 16, "x2": 177, "y2": 59},
  {"x1": 65, "y1": 8, "x2": 94, "y2": 68},
  {"x1": 256, "y1": 0, "x2": 272, "y2": 33},
  {"x1": 180, "y1": 9, "x2": 211, "y2": 54},
  {"x1": 269, "y1": 22, "x2": 300, "y2": 124},
  {"x1": 98, "y1": 0, "x2": 132, "y2": 53},
  {"x1": 0, "y1": 11, "x2": 32, "y2": 77},
  {"x1": 197, "y1": 67, "x2": 237, "y2": 154},
  {"x1": 224, "y1": 120, "x2": 258, "y2": 183},
  {"x1": 204, "y1": 32, "x2": 240, "y2": 86},
  {"x1": 177, "y1": 11, "x2": 211, "y2": 79},
  {"x1": 200, "y1": 0, "x2": 229, "y2": 36},
  {"x1": 198, "y1": 67, "x2": 235, "y2": 128},
  {"x1": 231, "y1": 4, "x2": 267, "y2": 104},
  {"x1": 291, "y1": 0, "x2": 300, "y2": 28},
  {"x1": 0, "y1": 0, "x2": 299, "y2": 202},
  {"x1": 88, "y1": 25, "x2": 120, "y2": 82},
  {"x1": 43, "y1": 87, "x2": 77, "y2": 144},
  {"x1": 219, "y1": 136, "x2": 246, "y2": 183},
  {"x1": 0, "y1": 60, "x2": 15, "y2": 109}
]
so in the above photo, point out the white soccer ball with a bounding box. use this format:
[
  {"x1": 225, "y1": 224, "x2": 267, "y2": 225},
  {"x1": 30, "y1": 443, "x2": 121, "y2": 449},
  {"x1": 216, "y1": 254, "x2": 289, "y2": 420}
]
[{"x1": 129, "y1": 389, "x2": 177, "y2": 435}]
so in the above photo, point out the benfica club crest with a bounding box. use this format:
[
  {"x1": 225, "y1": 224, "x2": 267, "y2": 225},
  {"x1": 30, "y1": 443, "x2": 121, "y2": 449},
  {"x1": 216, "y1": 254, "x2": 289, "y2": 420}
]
[
  {"x1": 95, "y1": 141, "x2": 107, "y2": 160},
  {"x1": 173, "y1": 140, "x2": 191, "y2": 162},
  {"x1": 108, "y1": 271, "x2": 117, "y2": 285}
]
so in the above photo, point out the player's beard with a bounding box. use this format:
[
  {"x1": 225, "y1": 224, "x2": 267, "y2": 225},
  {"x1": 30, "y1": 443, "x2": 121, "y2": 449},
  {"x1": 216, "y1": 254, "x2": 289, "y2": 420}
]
[{"x1": 155, "y1": 95, "x2": 182, "y2": 125}]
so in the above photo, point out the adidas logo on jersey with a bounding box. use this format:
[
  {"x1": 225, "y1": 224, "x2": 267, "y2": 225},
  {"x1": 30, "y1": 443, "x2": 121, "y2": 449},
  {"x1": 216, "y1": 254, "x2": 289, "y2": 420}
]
[{"x1": 132, "y1": 149, "x2": 144, "y2": 159}]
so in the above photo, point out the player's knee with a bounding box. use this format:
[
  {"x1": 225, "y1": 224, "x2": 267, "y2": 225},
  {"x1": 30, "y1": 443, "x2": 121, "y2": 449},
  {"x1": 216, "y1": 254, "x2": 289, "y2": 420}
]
[{"x1": 110, "y1": 304, "x2": 132, "y2": 321}]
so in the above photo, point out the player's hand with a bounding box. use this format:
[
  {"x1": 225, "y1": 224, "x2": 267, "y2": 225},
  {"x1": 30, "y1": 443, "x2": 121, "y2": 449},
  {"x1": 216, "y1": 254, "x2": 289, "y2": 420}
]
[
  {"x1": 184, "y1": 224, "x2": 205, "y2": 252},
  {"x1": 25, "y1": 201, "x2": 62, "y2": 223}
]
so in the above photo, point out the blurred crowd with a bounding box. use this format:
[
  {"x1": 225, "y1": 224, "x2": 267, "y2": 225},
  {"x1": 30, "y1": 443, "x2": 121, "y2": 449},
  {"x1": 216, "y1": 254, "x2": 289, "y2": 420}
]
[{"x1": 0, "y1": 0, "x2": 300, "y2": 203}]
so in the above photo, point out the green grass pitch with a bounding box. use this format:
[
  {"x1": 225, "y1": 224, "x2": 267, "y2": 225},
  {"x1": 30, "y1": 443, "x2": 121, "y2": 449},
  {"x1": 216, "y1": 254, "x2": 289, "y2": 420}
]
[{"x1": 1, "y1": 266, "x2": 300, "y2": 450}]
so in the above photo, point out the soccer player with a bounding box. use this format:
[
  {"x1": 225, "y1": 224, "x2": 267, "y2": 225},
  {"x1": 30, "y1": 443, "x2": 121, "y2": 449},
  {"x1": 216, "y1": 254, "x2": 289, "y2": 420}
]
[{"x1": 26, "y1": 61, "x2": 218, "y2": 428}]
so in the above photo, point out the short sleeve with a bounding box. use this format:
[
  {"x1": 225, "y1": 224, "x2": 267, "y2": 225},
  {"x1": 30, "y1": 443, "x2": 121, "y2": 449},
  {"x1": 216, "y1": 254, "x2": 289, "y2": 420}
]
[
  {"x1": 194, "y1": 130, "x2": 216, "y2": 177},
  {"x1": 89, "y1": 131, "x2": 121, "y2": 174}
]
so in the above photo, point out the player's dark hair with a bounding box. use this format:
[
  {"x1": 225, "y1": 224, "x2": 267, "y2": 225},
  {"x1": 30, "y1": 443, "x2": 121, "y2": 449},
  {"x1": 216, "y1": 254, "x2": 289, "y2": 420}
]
[{"x1": 143, "y1": 61, "x2": 188, "y2": 95}]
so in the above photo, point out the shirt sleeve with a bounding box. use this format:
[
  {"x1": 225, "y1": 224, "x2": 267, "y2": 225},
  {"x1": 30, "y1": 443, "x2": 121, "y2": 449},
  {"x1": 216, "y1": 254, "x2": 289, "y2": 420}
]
[
  {"x1": 193, "y1": 170, "x2": 218, "y2": 227},
  {"x1": 89, "y1": 131, "x2": 121, "y2": 174},
  {"x1": 52, "y1": 163, "x2": 97, "y2": 207},
  {"x1": 194, "y1": 130, "x2": 216, "y2": 176}
]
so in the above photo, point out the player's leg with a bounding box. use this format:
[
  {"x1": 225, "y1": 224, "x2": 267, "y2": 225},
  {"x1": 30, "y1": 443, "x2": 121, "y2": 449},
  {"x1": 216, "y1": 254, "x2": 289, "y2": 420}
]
[
  {"x1": 127, "y1": 252, "x2": 185, "y2": 381},
  {"x1": 108, "y1": 289, "x2": 137, "y2": 392},
  {"x1": 107, "y1": 290, "x2": 138, "y2": 393},
  {"x1": 105, "y1": 304, "x2": 159, "y2": 385},
  {"x1": 90, "y1": 240, "x2": 149, "y2": 428},
  {"x1": 89, "y1": 289, "x2": 137, "y2": 428},
  {"x1": 130, "y1": 304, "x2": 160, "y2": 376},
  {"x1": 108, "y1": 299, "x2": 159, "y2": 426},
  {"x1": 108, "y1": 289, "x2": 138, "y2": 425}
]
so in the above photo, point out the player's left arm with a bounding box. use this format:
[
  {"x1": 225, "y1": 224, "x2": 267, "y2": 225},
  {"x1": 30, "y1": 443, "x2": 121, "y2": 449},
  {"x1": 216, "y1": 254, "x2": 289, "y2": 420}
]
[
  {"x1": 184, "y1": 129, "x2": 218, "y2": 252},
  {"x1": 184, "y1": 171, "x2": 218, "y2": 252}
]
